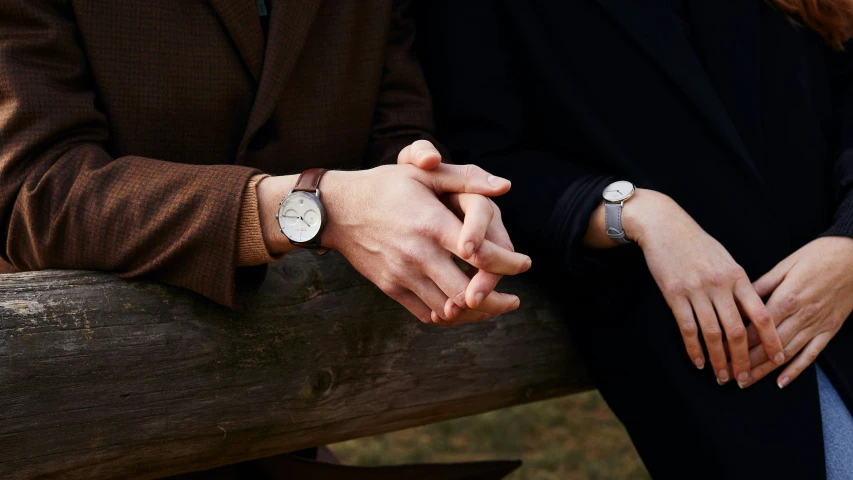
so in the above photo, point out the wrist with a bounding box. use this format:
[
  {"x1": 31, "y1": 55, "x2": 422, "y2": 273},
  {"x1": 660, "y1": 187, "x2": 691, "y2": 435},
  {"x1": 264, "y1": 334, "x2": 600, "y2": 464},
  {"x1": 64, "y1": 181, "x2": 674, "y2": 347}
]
[
  {"x1": 312, "y1": 169, "x2": 360, "y2": 252},
  {"x1": 257, "y1": 170, "x2": 361, "y2": 254},
  {"x1": 257, "y1": 174, "x2": 299, "y2": 254},
  {"x1": 621, "y1": 188, "x2": 676, "y2": 245}
]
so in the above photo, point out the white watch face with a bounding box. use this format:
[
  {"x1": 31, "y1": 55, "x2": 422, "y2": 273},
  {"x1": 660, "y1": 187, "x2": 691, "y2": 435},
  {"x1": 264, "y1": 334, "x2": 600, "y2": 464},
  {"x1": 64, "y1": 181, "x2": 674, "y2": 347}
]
[
  {"x1": 603, "y1": 181, "x2": 635, "y2": 203},
  {"x1": 278, "y1": 191, "x2": 324, "y2": 243}
]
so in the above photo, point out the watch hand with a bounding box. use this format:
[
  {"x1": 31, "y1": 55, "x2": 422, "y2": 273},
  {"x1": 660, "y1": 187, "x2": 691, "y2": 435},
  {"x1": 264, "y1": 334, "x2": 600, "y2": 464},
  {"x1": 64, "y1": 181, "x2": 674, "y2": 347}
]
[{"x1": 301, "y1": 217, "x2": 311, "y2": 226}]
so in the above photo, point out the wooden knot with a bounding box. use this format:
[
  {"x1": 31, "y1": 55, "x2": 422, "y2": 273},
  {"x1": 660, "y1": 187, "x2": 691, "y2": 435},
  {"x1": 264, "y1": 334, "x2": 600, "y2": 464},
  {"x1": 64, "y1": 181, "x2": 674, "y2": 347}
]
[{"x1": 310, "y1": 368, "x2": 334, "y2": 397}]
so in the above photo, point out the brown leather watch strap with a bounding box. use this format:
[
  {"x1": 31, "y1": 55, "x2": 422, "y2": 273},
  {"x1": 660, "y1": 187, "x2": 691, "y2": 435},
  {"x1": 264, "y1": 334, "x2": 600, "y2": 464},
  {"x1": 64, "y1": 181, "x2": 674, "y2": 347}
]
[
  {"x1": 293, "y1": 168, "x2": 328, "y2": 193},
  {"x1": 290, "y1": 168, "x2": 330, "y2": 254}
]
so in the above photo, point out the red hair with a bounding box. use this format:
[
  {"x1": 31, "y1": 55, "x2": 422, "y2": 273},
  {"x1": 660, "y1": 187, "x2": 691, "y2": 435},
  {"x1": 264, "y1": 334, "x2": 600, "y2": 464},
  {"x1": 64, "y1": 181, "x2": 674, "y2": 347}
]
[{"x1": 771, "y1": 0, "x2": 853, "y2": 50}]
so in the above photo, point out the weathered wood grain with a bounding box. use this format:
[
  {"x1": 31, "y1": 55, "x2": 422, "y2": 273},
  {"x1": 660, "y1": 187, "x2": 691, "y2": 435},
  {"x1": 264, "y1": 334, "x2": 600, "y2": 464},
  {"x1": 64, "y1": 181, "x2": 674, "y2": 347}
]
[{"x1": 0, "y1": 251, "x2": 591, "y2": 479}]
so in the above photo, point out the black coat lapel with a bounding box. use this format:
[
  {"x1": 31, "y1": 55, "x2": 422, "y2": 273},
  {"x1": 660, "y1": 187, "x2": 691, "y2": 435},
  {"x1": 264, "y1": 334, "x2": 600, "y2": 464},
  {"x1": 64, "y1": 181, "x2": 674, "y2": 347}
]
[
  {"x1": 595, "y1": 0, "x2": 768, "y2": 193},
  {"x1": 687, "y1": 0, "x2": 762, "y2": 168}
]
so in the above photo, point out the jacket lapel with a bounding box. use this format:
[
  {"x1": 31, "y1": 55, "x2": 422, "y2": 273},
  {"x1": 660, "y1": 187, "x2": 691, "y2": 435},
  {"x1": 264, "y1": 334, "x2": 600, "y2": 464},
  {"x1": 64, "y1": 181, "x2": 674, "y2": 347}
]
[
  {"x1": 687, "y1": 0, "x2": 762, "y2": 166},
  {"x1": 209, "y1": 0, "x2": 265, "y2": 82},
  {"x1": 595, "y1": 0, "x2": 768, "y2": 193},
  {"x1": 238, "y1": 0, "x2": 323, "y2": 156}
]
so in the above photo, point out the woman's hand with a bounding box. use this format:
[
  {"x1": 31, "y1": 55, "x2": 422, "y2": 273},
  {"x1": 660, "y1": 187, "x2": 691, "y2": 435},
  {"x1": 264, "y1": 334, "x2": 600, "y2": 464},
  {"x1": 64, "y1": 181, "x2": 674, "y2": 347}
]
[
  {"x1": 397, "y1": 140, "x2": 517, "y2": 325},
  {"x1": 612, "y1": 189, "x2": 786, "y2": 386},
  {"x1": 319, "y1": 161, "x2": 531, "y2": 325},
  {"x1": 741, "y1": 237, "x2": 853, "y2": 388}
]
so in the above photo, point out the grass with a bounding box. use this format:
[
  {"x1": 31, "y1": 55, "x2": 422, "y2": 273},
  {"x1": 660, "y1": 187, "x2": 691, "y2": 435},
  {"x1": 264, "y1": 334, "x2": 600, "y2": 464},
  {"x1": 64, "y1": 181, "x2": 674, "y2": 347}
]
[{"x1": 332, "y1": 390, "x2": 651, "y2": 480}]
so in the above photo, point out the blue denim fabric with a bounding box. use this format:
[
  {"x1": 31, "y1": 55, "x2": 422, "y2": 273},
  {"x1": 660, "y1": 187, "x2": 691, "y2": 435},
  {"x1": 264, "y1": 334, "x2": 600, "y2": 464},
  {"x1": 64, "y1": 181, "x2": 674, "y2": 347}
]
[{"x1": 817, "y1": 364, "x2": 853, "y2": 480}]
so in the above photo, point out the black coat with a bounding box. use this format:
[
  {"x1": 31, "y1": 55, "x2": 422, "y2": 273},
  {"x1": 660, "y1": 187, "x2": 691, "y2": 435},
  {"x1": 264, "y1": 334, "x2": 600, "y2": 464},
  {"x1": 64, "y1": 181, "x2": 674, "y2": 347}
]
[{"x1": 421, "y1": 1, "x2": 853, "y2": 478}]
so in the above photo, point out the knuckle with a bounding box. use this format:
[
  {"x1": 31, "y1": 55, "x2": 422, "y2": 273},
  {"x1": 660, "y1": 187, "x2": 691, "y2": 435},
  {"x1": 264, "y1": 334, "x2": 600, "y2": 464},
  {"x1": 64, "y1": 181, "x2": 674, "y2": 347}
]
[
  {"x1": 727, "y1": 325, "x2": 747, "y2": 342},
  {"x1": 462, "y1": 163, "x2": 481, "y2": 182},
  {"x1": 780, "y1": 293, "x2": 800, "y2": 313},
  {"x1": 469, "y1": 251, "x2": 490, "y2": 269},
  {"x1": 704, "y1": 327, "x2": 723, "y2": 342},
  {"x1": 800, "y1": 303, "x2": 819, "y2": 322},
  {"x1": 705, "y1": 270, "x2": 727, "y2": 287},
  {"x1": 804, "y1": 349, "x2": 819, "y2": 364},
  {"x1": 396, "y1": 244, "x2": 420, "y2": 267},
  {"x1": 783, "y1": 344, "x2": 797, "y2": 358},
  {"x1": 684, "y1": 278, "x2": 703, "y2": 292},
  {"x1": 679, "y1": 321, "x2": 698, "y2": 337},
  {"x1": 662, "y1": 279, "x2": 689, "y2": 297},
  {"x1": 377, "y1": 279, "x2": 399, "y2": 296},
  {"x1": 727, "y1": 265, "x2": 747, "y2": 282},
  {"x1": 751, "y1": 307, "x2": 772, "y2": 326},
  {"x1": 412, "y1": 221, "x2": 432, "y2": 238}
]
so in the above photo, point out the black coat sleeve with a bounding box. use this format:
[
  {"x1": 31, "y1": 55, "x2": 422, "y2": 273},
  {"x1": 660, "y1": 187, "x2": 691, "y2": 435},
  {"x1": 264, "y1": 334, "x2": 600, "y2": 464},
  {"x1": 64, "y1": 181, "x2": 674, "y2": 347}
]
[
  {"x1": 422, "y1": 0, "x2": 615, "y2": 274},
  {"x1": 822, "y1": 42, "x2": 853, "y2": 238}
]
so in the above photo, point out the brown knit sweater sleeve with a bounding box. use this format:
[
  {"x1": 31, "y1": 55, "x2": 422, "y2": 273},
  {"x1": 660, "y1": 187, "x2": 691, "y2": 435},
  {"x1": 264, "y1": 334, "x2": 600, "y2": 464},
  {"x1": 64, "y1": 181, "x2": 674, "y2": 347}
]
[{"x1": 237, "y1": 174, "x2": 286, "y2": 266}]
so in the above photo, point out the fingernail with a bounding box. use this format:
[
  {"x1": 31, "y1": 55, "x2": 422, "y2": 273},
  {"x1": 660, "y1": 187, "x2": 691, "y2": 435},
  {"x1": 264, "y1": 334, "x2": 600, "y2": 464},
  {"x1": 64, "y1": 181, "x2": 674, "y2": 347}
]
[
  {"x1": 454, "y1": 290, "x2": 467, "y2": 307},
  {"x1": 473, "y1": 292, "x2": 484, "y2": 308},
  {"x1": 511, "y1": 297, "x2": 520, "y2": 310},
  {"x1": 778, "y1": 376, "x2": 790, "y2": 389},
  {"x1": 522, "y1": 257, "x2": 532, "y2": 270},
  {"x1": 773, "y1": 352, "x2": 786, "y2": 366},
  {"x1": 737, "y1": 372, "x2": 750, "y2": 389},
  {"x1": 718, "y1": 369, "x2": 730, "y2": 384},
  {"x1": 487, "y1": 175, "x2": 510, "y2": 188},
  {"x1": 416, "y1": 148, "x2": 436, "y2": 160},
  {"x1": 464, "y1": 242, "x2": 475, "y2": 257},
  {"x1": 694, "y1": 358, "x2": 705, "y2": 370}
]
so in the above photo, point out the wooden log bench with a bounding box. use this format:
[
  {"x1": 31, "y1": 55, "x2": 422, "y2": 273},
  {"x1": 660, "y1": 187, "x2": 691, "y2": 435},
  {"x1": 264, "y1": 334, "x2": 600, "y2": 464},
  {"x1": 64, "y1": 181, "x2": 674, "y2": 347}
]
[{"x1": 0, "y1": 251, "x2": 592, "y2": 479}]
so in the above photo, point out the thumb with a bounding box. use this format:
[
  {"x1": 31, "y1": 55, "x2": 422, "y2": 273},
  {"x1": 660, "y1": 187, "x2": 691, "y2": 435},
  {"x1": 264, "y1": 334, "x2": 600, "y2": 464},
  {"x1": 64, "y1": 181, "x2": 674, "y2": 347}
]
[
  {"x1": 397, "y1": 139, "x2": 442, "y2": 170},
  {"x1": 753, "y1": 257, "x2": 794, "y2": 299}
]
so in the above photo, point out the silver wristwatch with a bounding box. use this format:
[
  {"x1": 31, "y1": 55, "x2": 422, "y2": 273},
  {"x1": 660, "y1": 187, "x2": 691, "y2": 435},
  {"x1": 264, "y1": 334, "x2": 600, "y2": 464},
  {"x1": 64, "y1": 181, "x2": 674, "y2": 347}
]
[
  {"x1": 602, "y1": 181, "x2": 635, "y2": 245},
  {"x1": 277, "y1": 168, "x2": 329, "y2": 252}
]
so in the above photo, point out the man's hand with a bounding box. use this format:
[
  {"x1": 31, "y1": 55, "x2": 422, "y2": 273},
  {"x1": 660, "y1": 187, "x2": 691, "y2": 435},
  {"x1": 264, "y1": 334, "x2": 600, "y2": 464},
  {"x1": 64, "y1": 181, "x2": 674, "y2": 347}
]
[
  {"x1": 317, "y1": 160, "x2": 530, "y2": 326},
  {"x1": 398, "y1": 140, "x2": 521, "y2": 326},
  {"x1": 741, "y1": 237, "x2": 853, "y2": 388}
]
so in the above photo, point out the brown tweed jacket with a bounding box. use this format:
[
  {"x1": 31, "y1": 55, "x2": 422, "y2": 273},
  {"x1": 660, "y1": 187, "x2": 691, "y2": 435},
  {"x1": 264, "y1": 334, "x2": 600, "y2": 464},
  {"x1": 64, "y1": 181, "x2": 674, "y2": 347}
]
[{"x1": 0, "y1": 0, "x2": 436, "y2": 307}]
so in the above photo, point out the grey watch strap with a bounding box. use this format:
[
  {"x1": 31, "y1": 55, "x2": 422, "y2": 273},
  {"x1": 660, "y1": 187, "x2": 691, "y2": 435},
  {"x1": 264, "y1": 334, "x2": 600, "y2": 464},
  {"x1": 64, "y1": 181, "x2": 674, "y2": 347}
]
[{"x1": 604, "y1": 202, "x2": 632, "y2": 244}]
